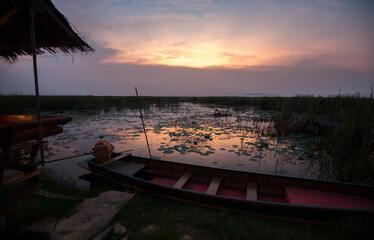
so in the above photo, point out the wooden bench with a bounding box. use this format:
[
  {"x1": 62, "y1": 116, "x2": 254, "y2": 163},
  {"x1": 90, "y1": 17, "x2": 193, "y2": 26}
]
[
  {"x1": 246, "y1": 182, "x2": 257, "y2": 200},
  {"x1": 95, "y1": 153, "x2": 147, "y2": 176},
  {"x1": 1, "y1": 171, "x2": 39, "y2": 192},
  {"x1": 174, "y1": 172, "x2": 192, "y2": 188},
  {"x1": 206, "y1": 176, "x2": 222, "y2": 195},
  {"x1": 0, "y1": 140, "x2": 39, "y2": 154}
]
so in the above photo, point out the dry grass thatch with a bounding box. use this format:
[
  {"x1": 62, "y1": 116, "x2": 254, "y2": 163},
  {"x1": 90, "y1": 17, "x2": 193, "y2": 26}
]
[{"x1": 0, "y1": 0, "x2": 94, "y2": 62}]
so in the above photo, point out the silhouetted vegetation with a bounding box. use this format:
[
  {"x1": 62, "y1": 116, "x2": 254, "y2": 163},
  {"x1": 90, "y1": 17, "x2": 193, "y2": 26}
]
[{"x1": 0, "y1": 95, "x2": 182, "y2": 113}]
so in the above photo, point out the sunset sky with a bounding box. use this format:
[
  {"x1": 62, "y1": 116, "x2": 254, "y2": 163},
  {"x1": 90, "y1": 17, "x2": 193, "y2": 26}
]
[{"x1": 1, "y1": 0, "x2": 373, "y2": 96}]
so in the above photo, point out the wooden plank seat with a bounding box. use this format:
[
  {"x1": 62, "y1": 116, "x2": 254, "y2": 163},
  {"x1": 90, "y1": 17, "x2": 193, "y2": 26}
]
[
  {"x1": 174, "y1": 172, "x2": 192, "y2": 188},
  {"x1": 206, "y1": 176, "x2": 222, "y2": 195},
  {"x1": 246, "y1": 182, "x2": 257, "y2": 200}
]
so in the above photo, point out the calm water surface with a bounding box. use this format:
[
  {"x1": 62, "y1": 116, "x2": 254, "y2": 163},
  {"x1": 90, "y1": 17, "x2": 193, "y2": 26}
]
[{"x1": 43, "y1": 103, "x2": 321, "y2": 188}]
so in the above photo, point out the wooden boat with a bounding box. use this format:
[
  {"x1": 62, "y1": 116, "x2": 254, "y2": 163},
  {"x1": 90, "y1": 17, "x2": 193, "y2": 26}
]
[{"x1": 78, "y1": 153, "x2": 374, "y2": 224}]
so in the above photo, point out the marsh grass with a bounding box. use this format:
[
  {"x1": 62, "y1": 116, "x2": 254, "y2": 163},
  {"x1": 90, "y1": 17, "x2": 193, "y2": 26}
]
[
  {"x1": 0, "y1": 95, "x2": 181, "y2": 114},
  {"x1": 198, "y1": 95, "x2": 374, "y2": 183},
  {"x1": 1, "y1": 94, "x2": 373, "y2": 183},
  {"x1": 267, "y1": 95, "x2": 374, "y2": 183},
  {"x1": 2, "y1": 94, "x2": 371, "y2": 116}
]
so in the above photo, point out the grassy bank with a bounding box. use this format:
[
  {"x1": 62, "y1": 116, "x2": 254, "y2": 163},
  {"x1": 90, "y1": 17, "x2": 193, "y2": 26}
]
[{"x1": 2, "y1": 171, "x2": 373, "y2": 240}]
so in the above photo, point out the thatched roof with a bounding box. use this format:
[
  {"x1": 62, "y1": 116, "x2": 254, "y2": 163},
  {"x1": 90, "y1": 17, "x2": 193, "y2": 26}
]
[{"x1": 0, "y1": 0, "x2": 94, "y2": 62}]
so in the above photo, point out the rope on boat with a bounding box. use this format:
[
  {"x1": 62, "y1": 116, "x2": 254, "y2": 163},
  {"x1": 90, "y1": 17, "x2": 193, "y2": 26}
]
[{"x1": 41, "y1": 149, "x2": 133, "y2": 164}]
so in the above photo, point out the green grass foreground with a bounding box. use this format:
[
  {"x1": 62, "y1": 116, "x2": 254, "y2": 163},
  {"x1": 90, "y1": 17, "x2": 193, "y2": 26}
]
[{"x1": 2, "y1": 171, "x2": 374, "y2": 240}]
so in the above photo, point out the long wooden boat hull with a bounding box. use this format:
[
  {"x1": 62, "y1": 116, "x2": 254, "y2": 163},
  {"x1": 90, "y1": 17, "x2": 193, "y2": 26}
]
[{"x1": 78, "y1": 153, "x2": 374, "y2": 224}]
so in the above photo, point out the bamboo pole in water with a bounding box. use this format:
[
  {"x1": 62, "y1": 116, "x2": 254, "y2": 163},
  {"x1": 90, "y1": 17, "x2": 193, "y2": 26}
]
[{"x1": 135, "y1": 87, "x2": 152, "y2": 159}]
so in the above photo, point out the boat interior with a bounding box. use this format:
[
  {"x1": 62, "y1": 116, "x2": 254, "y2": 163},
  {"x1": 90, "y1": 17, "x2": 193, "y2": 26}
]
[{"x1": 90, "y1": 153, "x2": 374, "y2": 210}]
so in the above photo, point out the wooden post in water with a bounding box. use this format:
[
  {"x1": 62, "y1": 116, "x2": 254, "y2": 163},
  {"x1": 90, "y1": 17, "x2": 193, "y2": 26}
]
[{"x1": 135, "y1": 87, "x2": 152, "y2": 159}]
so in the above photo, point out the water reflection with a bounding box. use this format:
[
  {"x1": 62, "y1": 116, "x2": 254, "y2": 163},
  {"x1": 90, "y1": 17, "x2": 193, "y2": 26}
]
[{"x1": 44, "y1": 103, "x2": 322, "y2": 186}]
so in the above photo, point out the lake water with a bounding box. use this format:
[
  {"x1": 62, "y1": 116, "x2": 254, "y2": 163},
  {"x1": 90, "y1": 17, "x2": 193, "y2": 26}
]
[{"x1": 43, "y1": 103, "x2": 321, "y2": 188}]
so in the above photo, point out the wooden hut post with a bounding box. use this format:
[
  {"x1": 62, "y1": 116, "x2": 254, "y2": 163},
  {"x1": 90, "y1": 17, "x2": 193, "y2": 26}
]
[{"x1": 30, "y1": 7, "x2": 45, "y2": 165}]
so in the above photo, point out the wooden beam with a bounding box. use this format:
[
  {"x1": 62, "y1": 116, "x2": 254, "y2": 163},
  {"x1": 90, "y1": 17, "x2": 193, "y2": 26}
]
[
  {"x1": 109, "y1": 161, "x2": 146, "y2": 176},
  {"x1": 1, "y1": 171, "x2": 39, "y2": 192},
  {"x1": 0, "y1": 5, "x2": 20, "y2": 27}
]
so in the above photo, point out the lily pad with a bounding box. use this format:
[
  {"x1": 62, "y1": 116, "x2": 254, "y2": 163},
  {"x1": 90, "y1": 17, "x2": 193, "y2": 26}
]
[{"x1": 163, "y1": 149, "x2": 174, "y2": 154}]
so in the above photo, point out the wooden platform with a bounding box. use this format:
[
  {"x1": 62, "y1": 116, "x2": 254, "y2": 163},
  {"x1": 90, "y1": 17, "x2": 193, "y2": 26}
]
[
  {"x1": 286, "y1": 186, "x2": 374, "y2": 210},
  {"x1": 96, "y1": 153, "x2": 132, "y2": 167},
  {"x1": 106, "y1": 159, "x2": 146, "y2": 176}
]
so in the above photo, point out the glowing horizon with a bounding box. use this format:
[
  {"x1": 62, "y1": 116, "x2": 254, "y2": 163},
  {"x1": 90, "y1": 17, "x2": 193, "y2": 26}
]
[
  {"x1": 2, "y1": 0, "x2": 373, "y2": 97},
  {"x1": 73, "y1": 0, "x2": 374, "y2": 72}
]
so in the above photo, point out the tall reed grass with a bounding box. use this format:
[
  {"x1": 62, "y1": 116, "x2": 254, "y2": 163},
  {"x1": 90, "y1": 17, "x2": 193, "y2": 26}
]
[{"x1": 270, "y1": 94, "x2": 374, "y2": 183}]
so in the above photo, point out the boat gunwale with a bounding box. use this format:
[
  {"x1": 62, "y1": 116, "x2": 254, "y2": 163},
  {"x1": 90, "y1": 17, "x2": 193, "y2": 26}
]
[
  {"x1": 78, "y1": 156, "x2": 374, "y2": 213},
  {"x1": 130, "y1": 155, "x2": 374, "y2": 189}
]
